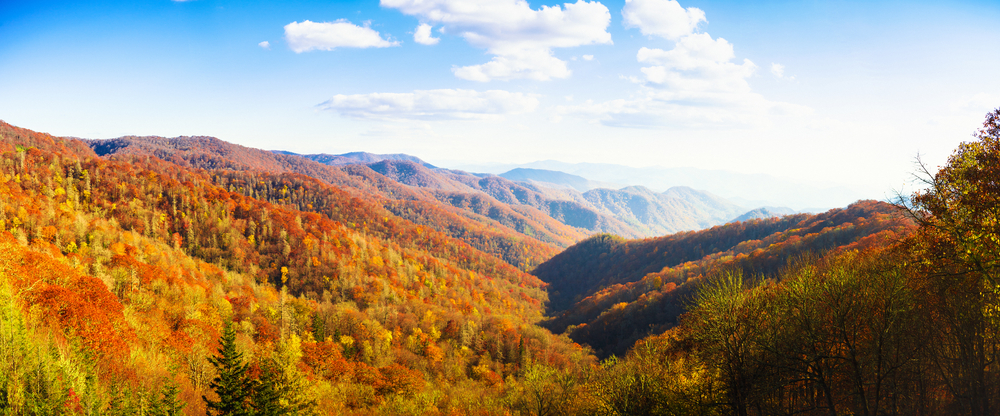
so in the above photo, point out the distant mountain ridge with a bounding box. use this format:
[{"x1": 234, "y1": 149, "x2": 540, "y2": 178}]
[
  {"x1": 581, "y1": 185, "x2": 745, "y2": 235},
  {"x1": 365, "y1": 161, "x2": 749, "y2": 237},
  {"x1": 499, "y1": 168, "x2": 622, "y2": 192},
  {"x1": 359, "y1": 162, "x2": 780, "y2": 237},
  {"x1": 89, "y1": 136, "x2": 829, "y2": 240},
  {"x1": 275, "y1": 150, "x2": 437, "y2": 168},
  {"x1": 532, "y1": 200, "x2": 915, "y2": 357},
  {"x1": 729, "y1": 206, "x2": 796, "y2": 223},
  {"x1": 363, "y1": 160, "x2": 645, "y2": 238},
  {"x1": 455, "y1": 160, "x2": 870, "y2": 210},
  {"x1": 84, "y1": 134, "x2": 583, "y2": 270}
]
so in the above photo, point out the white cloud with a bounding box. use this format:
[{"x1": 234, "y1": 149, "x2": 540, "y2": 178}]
[
  {"x1": 258, "y1": 41, "x2": 271, "y2": 50},
  {"x1": 453, "y1": 49, "x2": 572, "y2": 82},
  {"x1": 622, "y1": 0, "x2": 705, "y2": 40},
  {"x1": 636, "y1": 34, "x2": 757, "y2": 93},
  {"x1": 582, "y1": 54, "x2": 594, "y2": 61},
  {"x1": 284, "y1": 20, "x2": 399, "y2": 53},
  {"x1": 381, "y1": 0, "x2": 612, "y2": 81},
  {"x1": 622, "y1": 0, "x2": 755, "y2": 95},
  {"x1": 318, "y1": 89, "x2": 539, "y2": 120},
  {"x1": 585, "y1": 0, "x2": 812, "y2": 129},
  {"x1": 771, "y1": 63, "x2": 784, "y2": 78},
  {"x1": 414, "y1": 23, "x2": 440, "y2": 45},
  {"x1": 557, "y1": 87, "x2": 812, "y2": 129}
]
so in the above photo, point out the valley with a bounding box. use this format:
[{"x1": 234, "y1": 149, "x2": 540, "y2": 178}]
[
  {"x1": 3, "y1": 0, "x2": 995, "y2": 414},
  {"x1": 1, "y1": 109, "x2": 999, "y2": 415}
]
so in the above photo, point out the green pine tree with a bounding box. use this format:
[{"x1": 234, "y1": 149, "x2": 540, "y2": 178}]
[
  {"x1": 203, "y1": 323, "x2": 252, "y2": 416},
  {"x1": 249, "y1": 360, "x2": 284, "y2": 416},
  {"x1": 149, "y1": 381, "x2": 185, "y2": 416}
]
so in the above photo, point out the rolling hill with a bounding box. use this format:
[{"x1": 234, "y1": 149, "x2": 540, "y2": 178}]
[
  {"x1": 86, "y1": 134, "x2": 582, "y2": 270},
  {"x1": 459, "y1": 160, "x2": 867, "y2": 210},
  {"x1": 276, "y1": 150, "x2": 437, "y2": 169},
  {"x1": 532, "y1": 200, "x2": 915, "y2": 357},
  {"x1": 498, "y1": 168, "x2": 620, "y2": 192},
  {"x1": 582, "y1": 185, "x2": 745, "y2": 235},
  {"x1": 4, "y1": 115, "x2": 987, "y2": 416},
  {"x1": 728, "y1": 206, "x2": 796, "y2": 223},
  {"x1": 0, "y1": 120, "x2": 591, "y2": 415}
]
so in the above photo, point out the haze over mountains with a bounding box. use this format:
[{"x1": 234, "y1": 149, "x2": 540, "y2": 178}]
[
  {"x1": 1, "y1": 120, "x2": 961, "y2": 415},
  {"x1": 276, "y1": 150, "x2": 437, "y2": 169},
  {"x1": 0, "y1": 0, "x2": 991, "y2": 407},
  {"x1": 498, "y1": 168, "x2": 620, "y2": 192},
  {"x1": 455, "y1": 160, "x2": 874, "y2": 211},
  {"x1": 262, "y1": 150, "x2": 805, "y2": 237},
  {"x1": 84, "y1": 136, "x2": 825, "y2": 242},
  {"x1": 72, "y1": 130, "x2": 903, "y2": 356}
]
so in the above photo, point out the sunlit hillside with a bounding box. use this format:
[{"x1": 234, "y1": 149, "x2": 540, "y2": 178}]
[
  {"x1": 2, "y1": 108, "x2": 1000, "y2": 415},
  {"x1": 0, "y1": 122, "x2": 590, "y2": 415}
]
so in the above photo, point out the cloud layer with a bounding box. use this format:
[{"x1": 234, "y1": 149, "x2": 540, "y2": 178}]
[
  {"x1": 557, "y1": 0, "x2": 809, "y2": 129},
  {"x1": 622, "y1": 0, "x2": 705, "y2": 40},
  {"x1": 381, "y1": 0, "x2": 612, "y2": 81},
  {"x1": 637, "y1": 33, "x2": 757, "y2": 93},
  {"x1": 285, "y1": 20, "x2": 399, "y2": 53},
  {"x1": 771, "y1": 63, "x2": 785, "y2": 78},
  {"x1": 414, "y1": 23, "x2": 440, "y2": 45},
  {"x1": 319, "y1": 89, "x2": 539, "y2": 120},
  {"x1": 558, "y1": 88, "x2": 811, "y2": 129}
]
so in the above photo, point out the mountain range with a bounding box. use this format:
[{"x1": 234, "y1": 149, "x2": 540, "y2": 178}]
[
  {"x1": 274, "y1": 150, "x2": 438, "y2": 169},
  {"x1": 498, "y1": 168, "x2": 620, "y2": 192},
  {"x1": 260, "y1": 151, "x2": 794, "y2": 238},
  {"x1": 2, "y1": 108, "x2": 994, "y2": 416},
  {"x1": 455, "y1": 160, "x2": 873, "y2": 211},
  {"x1": 0, "y1": 120, "x2": 919, "y2": 414}
]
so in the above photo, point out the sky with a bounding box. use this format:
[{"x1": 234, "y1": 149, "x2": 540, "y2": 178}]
[{"x1": 2, "y1": 0, "x2": 999, "y2": 203}]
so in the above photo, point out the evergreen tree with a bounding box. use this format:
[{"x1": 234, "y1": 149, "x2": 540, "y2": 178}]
[
  {"x1": 249, "y1": 361, "x2": 284, "y2": 416},
  {"x1": 149, "y1": 381, "x2": 185, "y2": 416},
  {"x1": 203, "y1": 324, "x2": 252, "y2": 416}
]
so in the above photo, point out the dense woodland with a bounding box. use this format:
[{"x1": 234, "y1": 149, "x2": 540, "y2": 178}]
[
  {"x1": 0, "y1": 108, "x2": 999, "y2": 415},
  {"x1": 89, "y1": 134, "x2": 584, "y2": 271},
  {"x1": 538, "y1": 200, "x2": 915, "y2": 357},
  {"x1": 0, "y1": 122, "x2": 588, "y2": 415}
]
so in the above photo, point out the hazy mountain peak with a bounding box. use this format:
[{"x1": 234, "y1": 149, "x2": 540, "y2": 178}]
[
  {"x1": 274, "y1": 150, "x2": 436, "y2": 168},
  {"x1": 453, "y1": 159, "x2": 872, "y2": 210},
  {"x1": 340, "y1": 151, "x2": 436, "y2": 168},
  {"x1": 497, "y1": 167, "x2": 624, "y2": 192},
  {"x1": 617, "y1": 185, "x2": 657, "y2": 196},
  {"x1": 664, "y1": 185, "x2": 706, "y2": 195},
  {"x1": 729, "y1": 206, "x2": 797, "y2": 223}
]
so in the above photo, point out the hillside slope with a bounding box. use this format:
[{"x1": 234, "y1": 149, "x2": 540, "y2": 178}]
[
  {"x1": 86, "y1": 134, "x2": 578, "y2": 269},
  {"x1": 729, "y1": 206, "x2": 796, "y2": 222},
  {"x1": 0, "y1": 121, "x2": 591, "y2": 414},
  {"x1": 582, "y1": 185, "x2": 745, "y2": 235},
  {"x1": 498, "y1": 168, "x2": 616, "y2": 192},
  {"x1": 533, "y1": 200, "x2": 915, "y2": 356},
  {"x1": 278, "y1": 150, "x2": 437, "y2": 168}
]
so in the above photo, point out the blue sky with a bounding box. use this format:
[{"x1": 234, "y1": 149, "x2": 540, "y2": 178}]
[{"x1": 2, "y1": 0, "x2": 999, "y2": 202}]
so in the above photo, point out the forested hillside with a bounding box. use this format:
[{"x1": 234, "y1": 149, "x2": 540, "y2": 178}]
[
  {"x1": 3, "y1": 108, "x2": 999, "y2": 416},
  {"x1": 537, "y1": 200, "x2": 914, "y2": 356},
  {"x1": 535, "y1": 200, "x2": 907, "y2": 313},
  {"x1": 565, "y1": 108, "x2": 1000, "y2": 415},
  {"x1": 0, "y1": 121, "x2": 591, "y2": 415},
  {"x1": 88, "y1": 134, "x2": 580, "y2": 270},
  {"x1": 278, "y1": 151, "x2": 436, "y2": 169}
]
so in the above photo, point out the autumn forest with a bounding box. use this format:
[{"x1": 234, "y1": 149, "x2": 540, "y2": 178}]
[{"x1": 1, "y1": 109, "x2": 1000, "y2": 416}]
